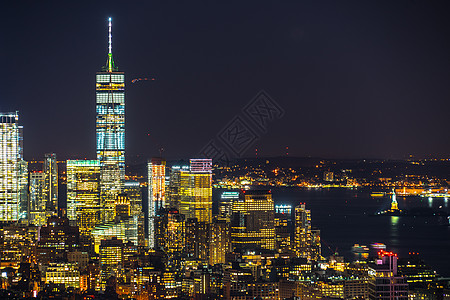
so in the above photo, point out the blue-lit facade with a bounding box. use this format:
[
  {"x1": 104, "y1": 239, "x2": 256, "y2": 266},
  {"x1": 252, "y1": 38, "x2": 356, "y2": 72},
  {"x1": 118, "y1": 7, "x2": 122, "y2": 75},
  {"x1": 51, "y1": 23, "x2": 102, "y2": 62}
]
[{"x1": 96, "y1": 18, "x2": 125, "y2": 222}]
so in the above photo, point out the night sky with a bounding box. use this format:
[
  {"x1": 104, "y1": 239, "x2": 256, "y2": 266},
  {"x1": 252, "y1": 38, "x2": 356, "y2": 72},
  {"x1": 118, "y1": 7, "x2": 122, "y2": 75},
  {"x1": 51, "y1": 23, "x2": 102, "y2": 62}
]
[{"x1": 1, "y1": 1, "x2": 450, "y2": 161}]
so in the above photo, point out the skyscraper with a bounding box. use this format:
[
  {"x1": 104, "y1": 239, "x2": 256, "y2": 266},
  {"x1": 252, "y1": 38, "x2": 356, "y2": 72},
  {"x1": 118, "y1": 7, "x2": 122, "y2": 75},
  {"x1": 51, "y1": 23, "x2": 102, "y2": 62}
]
[
  {"x1": 179, "y1": 159, "x2": 212, "y2": 224},
  {"x1": 230, "y1": 190, "x2": 275, "y2": 251},
  {"x1": 368, "y1": 251, "x2": 408, "y2": 300},
  {"x1": 294, "y1": 203, "x2": 312, "y2": 260},
  {"x1": 67, "y1": 160, "x2": 101, "y2": 236},
  {"x1": 96, "y1": 18, "x2": 125, "y2": 223},
  {"x1": 167, "y1": 165, "x2": 189, "y2": 209},
  {"x1": 29, "y1": 171, "x2": 46, "y2": 226},
  {"x1": 43, "y1": 153, "x2": 58, "y2": 215},
  {"x1": 148, "y1": 157, "x2": 166, "y2": 248},
  {"x1": 274, "y1": 204, "x2": 292, "y2": 254},
  {"x1": 0, "y1": 112, "x2": 28, "y2": 221}
]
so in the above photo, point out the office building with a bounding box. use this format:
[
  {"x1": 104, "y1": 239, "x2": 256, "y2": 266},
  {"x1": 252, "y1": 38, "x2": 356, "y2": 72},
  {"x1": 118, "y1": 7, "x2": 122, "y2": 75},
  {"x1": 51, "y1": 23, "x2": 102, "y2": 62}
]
[
  {"x1": 154, "y1": 208, "x2": 185, "y2": 255},
  {"x1": 0, "y1": 112, "x2": 28, "y2": 221},
  {"x1": 45, "y1": 262, "x2": 80, "y2": 289},
  {"x1": 368, "y1": 250, "x2": 408, "y2": 300},
  {"x1": 167, "y1": 165, "x2": 188, "y2": 209},
  {"x1": 179, "y1": 159, "x2": 212, "y2": 224},
  {"x1": 0, "y1": 225, "x2": 37, "y2": 268},
  {"x1": 124, "y1": 180, "x2": 142, "y2": 216},
  {"x1": 29, "y1": 171, "x2": 46, "y2": 226},
  {"x1": 96, "y1": 18, "x2": 125, "y2": 223},
  {"x1": 294, "y1": 203, "x2": 312, "y2": 260},
  {"x1": 274, "y1": 204, "x2": 292, "y2": 254},
  {"x1": 185, "y1": 218, "x2": 209, "y2": 262},
  {"x1": 148, "y1": 157, "x2": 166, "y2": 248},
  {"x1": 311, "y1": 229, "x2": 321, "y2": 261},
  {"x1": 37, "y1": 216, "x2": 80, "y2": 265},
  {"x1": 67, "y1": 160, "x2": 101, "y2": 236},
  {"x1": 91, "y1": 215, "x2": 142, "y2": 253},
  {"x1": 43, "y1": 153, "x2": 58, "y2": 215},
  {"x1": 99, "y1": 237, "x2": 124, "y2": 290},
  {"x1": 231, "y1": 190, "x2": 276, "y2": 251},
  {"x1": 219, "y1": 191, "x2": 239, "y2": 220},
  {"x1": 209, "y1": 217, "x2": 231, "y2": 265}
]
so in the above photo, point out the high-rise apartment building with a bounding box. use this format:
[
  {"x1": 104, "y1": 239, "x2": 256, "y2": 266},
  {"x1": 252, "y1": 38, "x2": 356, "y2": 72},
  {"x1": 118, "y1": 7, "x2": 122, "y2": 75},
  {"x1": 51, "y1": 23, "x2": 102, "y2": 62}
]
[
  {"x1": 185, "y1": 218, "x2": 209, "y2": 262},
  {"x1": 43, "y1": 153, "x2": 58, "y2": 215},
  {"x1": 148, "y1": 157, "x2": 166, "y2": 248},
  {"x1": 179, "y1": 159, "x2": 212, "y2": 224},
  {"x1": 67, "y1": 160, "x2": 101, "y2": 236},
  {"x1": 0, "y1": 112, "x2": 28, "y2": 221},
  {"x1": 209, "y1": 217, "x2": 231, "y2": 265},
  {"x1": 294, "y1": 203, "x2": 312, "y2": 260},
  {"x1": 153, "y1": 208, "x2": 185, "y2": 255},
  {"x1": 231, "y1": 190, "x2": 275, "y2": 251},
  {"x1": 96, "y1": 18, "x2": 125, "y2": 223}
]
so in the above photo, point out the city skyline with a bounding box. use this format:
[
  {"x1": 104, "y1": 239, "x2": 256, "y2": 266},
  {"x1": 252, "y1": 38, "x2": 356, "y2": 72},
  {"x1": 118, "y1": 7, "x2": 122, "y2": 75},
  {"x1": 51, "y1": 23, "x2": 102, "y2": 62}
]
[
  {"x1": 1, "y1": 2, "x2": 450, "y2": 161},
  {"x1": 0, "y1": 7, "x2": 449, "y2": 298}
]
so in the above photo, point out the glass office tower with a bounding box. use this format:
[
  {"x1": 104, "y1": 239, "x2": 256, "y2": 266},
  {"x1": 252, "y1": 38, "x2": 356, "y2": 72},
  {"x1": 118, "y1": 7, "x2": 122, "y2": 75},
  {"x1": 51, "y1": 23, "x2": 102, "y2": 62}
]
[
  {"x1": 148, "y1": 157, "x2": 166, "y2": 248},
  {"x1": 231, "y1": 190, "x2": 275, "y2": 251},
  {"x1": 67, "y1": 160, "x2": 101, "y2": 236},
  {"x1": 29, "y1": 171, "x2": 46, "y2": 226},
  {"x1": 179, "y1": 159, "x2": 213, "y2": 224},
  {"x1": 0, "y1": 112, "x2": 27, "y2": 221},
  {"x1": 43, "y1": 153, "x2": 58, "y2": 215},
  {"x1": 96, "y1": 18, "x2": 125, "y2": 222}
]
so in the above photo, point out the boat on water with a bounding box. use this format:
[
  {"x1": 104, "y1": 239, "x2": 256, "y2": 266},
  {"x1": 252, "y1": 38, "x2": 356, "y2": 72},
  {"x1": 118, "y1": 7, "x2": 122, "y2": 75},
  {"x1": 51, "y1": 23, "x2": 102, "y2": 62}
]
[
  {"x1": 371, "y1": 243, "x2": 386, "y2": 250},
  {"x1": 370, "y1": 192, "x2": 386, "y2": 197},
  {"x1": 351, "y1": 244, "x2": 369, "y2": 253}
]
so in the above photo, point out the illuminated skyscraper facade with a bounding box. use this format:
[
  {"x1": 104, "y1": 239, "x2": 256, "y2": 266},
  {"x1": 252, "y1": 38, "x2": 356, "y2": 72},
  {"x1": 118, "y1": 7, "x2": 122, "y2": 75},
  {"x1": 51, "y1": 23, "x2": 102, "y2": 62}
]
[
  {"x1": 219, "y1": 191, "x2": 239, "y2": 220},
  {"x1": 124, "y1": 181, "x2": 142, "y2": 217},
  {"x1": 274, "y1": 204, "x2": 292, "y2": 254},
  {"x1": 179, "y1": 159, "x2": 212, "y2": 224},
  {"x1": 209, "y1": 218, "x2": 231, "y2": 265},
  {"x1": 43, "y1": 153, "x2": 58, "y2": 215},
  {"x1": 167, "y1": 165, "x2": 189, "y2": 209},
  {"x1": 231, "y1": 190, "x2": 275, "y2": 251},
  {"x1": 148, "y1": 157, "x2": 166, "y2": 248},
  {"x1": 29, "y1": 171, "x2": 46, "y2": 226},
  {"x1": 294, "y1": 203, "x2": 312, "y2": 260},
  {"x1": 96, "y1": 18, "x2": 125, "y2": 223},
  {"x1": 67, "y1": 160, "x2": 101, "y2": 236},
  {"x1": 0, "y1": 112, "x2": 27, "y2": 221}
]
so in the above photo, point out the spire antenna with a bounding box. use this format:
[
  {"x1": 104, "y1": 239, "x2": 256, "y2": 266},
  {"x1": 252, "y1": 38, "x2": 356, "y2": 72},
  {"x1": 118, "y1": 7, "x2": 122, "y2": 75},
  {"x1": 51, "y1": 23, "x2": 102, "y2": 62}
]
[
  {"x1": 108, "y1": 17, "x2": 112, "y2": 54},
  {"x1": 105, "y1": 17, "x2": 116, "y2": 72}
]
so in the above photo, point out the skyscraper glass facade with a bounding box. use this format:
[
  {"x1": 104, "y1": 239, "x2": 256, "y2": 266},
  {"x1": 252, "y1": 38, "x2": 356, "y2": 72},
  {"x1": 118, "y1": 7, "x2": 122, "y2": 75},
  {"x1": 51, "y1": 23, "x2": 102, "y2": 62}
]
[
  {"x1": 96, "y1": 19, "x2": 125, "y2": 223},
  {"x1": 0, "y1": 112, "x2": 27, "y2": 221},
  {"x1": 43, "y1": 152, "x2": 58, "y2": 214},
  {"x1": 67, "y1": 160, "x2": 101, "y2": 236},
  {"x1": 148, "y1": 158, "x2": 166, "y2": 248},
  {"x1": 29, "y1": 171, "x2": 46, "y2": 226}
]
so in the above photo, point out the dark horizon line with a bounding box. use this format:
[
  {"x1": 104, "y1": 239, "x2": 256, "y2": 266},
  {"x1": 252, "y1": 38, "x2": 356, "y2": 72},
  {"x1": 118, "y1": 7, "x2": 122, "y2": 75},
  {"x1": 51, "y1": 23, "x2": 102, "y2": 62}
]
[{"x1": 25, "y1": 154, "x2": 450, "y2": 165}]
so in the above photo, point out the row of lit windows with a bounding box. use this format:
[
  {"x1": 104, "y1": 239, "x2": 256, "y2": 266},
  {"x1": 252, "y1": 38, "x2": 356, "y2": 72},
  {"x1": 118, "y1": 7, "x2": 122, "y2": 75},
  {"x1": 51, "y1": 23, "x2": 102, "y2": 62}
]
[
  {"x1": 96, "y1": 105, "x2": 125, "y2": 115},
  {"x1": 96, "y1": 74, "x2": 124, "y2": 83},
  {"x1": 96, "y1": 132, "x2": 125, "y2": 150}
]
